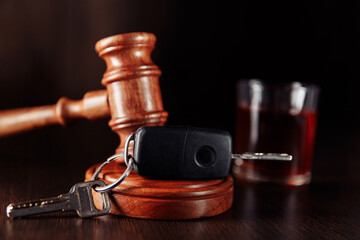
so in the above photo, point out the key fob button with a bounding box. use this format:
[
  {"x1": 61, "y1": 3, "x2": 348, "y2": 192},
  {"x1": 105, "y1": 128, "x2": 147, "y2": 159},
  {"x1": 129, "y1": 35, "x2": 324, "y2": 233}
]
[{"x1": 195, "y1": 145, "x2": 216, "y2": 168}]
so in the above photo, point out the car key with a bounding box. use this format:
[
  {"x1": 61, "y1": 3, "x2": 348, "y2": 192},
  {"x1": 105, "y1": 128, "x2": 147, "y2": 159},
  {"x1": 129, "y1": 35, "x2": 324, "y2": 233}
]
[
  {"x1": 131, "y1": 126, "x2": 292, "y2": 180},
  {"x1": 7, "y1": 180, "x2": 110, "y2": 218},
  {"x1": 7, "y1": 125, "x2": 292, "y2": 218}
]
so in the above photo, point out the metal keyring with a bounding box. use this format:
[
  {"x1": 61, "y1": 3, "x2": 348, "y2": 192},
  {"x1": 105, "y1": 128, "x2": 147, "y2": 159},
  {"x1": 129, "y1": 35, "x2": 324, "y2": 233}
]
[
  {"x1": 92, "y1": 133, "x2": 135, "y2": 192},
  {"x1": 123, "y1": 133, "x2": 135, "y2": 166}
]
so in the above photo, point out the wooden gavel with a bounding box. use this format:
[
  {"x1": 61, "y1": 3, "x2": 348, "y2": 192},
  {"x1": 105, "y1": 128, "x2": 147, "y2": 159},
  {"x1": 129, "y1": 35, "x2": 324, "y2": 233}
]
[
  {"x1": 0, "y1": 32, "x2": 168, "y2": 153},
  {"x1": 0, "y1": 32, "x2": 234, "y2": 220}
]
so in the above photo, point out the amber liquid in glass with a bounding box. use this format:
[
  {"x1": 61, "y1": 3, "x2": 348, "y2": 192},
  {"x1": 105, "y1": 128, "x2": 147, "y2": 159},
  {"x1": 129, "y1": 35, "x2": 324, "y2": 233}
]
[{"x1": 235, "y1": 106, "x2": 317, "y2": 183}]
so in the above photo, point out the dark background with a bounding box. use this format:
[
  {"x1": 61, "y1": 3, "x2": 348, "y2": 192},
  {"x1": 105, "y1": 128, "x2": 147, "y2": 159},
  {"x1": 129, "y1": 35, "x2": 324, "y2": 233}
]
[
  {"x1": 1, "y1": 2, "x2": 360, "y2": 239},
  {"x1": 0, "y1": 0, "x2": 359, "y2": 176}
]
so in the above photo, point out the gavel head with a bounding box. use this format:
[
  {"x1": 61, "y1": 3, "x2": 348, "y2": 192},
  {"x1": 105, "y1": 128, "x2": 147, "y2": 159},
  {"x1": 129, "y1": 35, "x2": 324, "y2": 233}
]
[{"x1": 95, "y1": 32, "x2": 168, "y2": 154}]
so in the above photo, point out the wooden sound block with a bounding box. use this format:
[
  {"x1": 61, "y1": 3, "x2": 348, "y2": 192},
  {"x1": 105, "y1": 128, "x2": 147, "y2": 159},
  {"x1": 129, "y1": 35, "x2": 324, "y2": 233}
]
[{"x1": 85, "y1": 163, "x2": 233, "y2": 220}]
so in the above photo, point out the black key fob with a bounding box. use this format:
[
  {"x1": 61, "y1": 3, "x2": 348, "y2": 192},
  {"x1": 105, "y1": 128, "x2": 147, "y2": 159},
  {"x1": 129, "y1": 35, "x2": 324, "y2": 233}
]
[{"x1": 133, "y1": 126, "x2": 232, "y2": 180}]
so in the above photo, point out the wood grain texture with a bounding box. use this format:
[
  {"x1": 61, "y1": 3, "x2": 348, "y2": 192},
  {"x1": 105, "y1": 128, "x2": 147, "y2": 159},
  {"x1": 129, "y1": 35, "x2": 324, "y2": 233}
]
[
  {"x1": 85, "y1": 163, "x2": 233, "y2": 220},
  {"x1": 0, "y1": 32, "x2": 168, "y2": 146},
  {"x1": 1, "y1": 156, "x2": 360, "y2": 240},
  {"x1": 0, "y1": 90, "x2": 109, "y2": 137},
  {"x1": 95, "y1": 32, "x2": 168, "y2": 153}
]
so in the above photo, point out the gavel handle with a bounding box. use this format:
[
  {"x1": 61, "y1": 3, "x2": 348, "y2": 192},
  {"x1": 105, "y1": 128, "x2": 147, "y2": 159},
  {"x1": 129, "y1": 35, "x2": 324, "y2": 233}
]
[{"x1": 0, "y1": 90, "x2": 110, "y2": 137}]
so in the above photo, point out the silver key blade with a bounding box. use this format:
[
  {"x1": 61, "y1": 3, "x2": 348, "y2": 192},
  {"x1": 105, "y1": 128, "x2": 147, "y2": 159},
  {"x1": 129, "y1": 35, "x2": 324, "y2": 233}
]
[
  {"x1": 7, "y1": 180, "x2": 110, "y2": 218},
  {"x1": 232, "y1": 153, "x2": 293, "y2": 161},
  {"x1": 6, "y1": 195, "x2": 72, "y2": 218}
]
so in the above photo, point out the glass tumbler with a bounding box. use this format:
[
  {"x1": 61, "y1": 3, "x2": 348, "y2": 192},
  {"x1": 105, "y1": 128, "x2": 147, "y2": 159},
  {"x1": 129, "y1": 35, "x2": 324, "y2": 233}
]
[{"x1": 234, "y1": 79, "x2": 320, "y2": 186}]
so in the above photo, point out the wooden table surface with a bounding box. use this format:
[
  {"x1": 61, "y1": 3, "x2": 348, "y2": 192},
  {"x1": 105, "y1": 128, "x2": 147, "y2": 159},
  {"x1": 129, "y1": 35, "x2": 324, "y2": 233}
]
[{"x1": 0, "y1": 125, "x2": 359, "y2": 240}]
